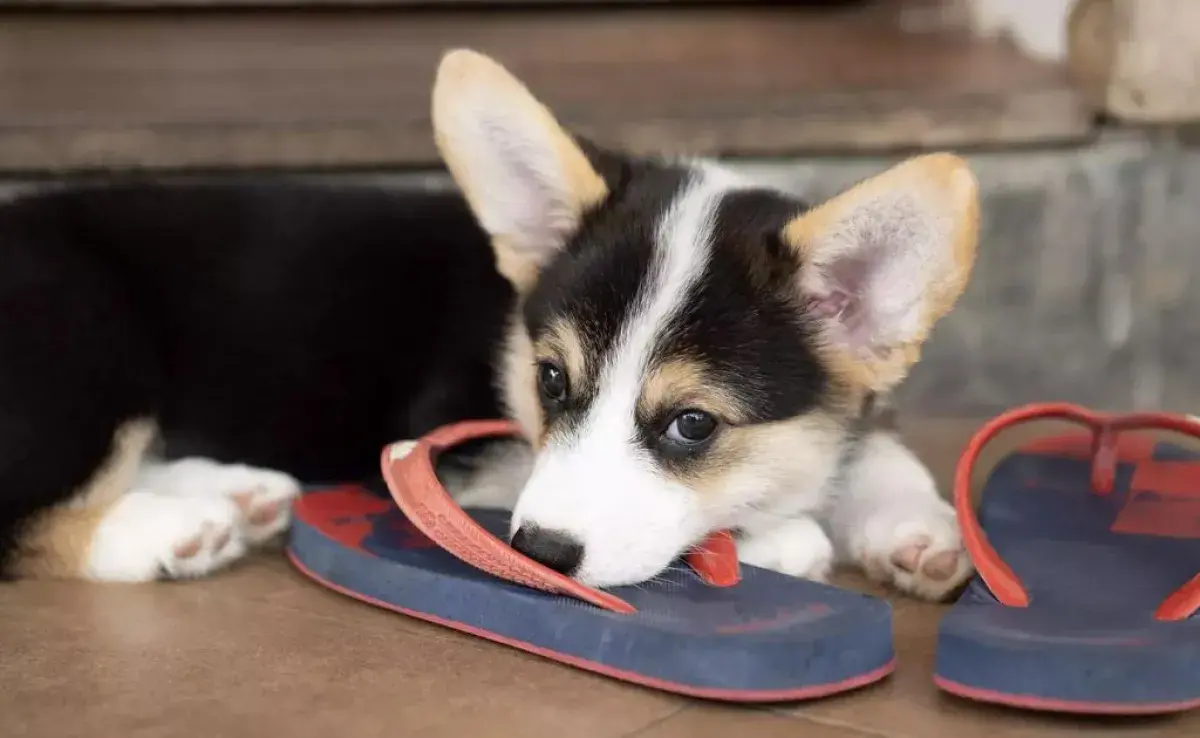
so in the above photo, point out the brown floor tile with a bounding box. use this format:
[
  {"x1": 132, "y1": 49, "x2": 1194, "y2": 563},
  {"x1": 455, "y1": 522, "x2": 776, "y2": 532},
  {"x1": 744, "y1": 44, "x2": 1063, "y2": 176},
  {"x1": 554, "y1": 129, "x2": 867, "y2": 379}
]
[
  {"x1": 635, "y1": 705, "x2": 877, "y2": 737},
  {"x1": 0, "y1": 558, "x2": 682, "y2": 738}
]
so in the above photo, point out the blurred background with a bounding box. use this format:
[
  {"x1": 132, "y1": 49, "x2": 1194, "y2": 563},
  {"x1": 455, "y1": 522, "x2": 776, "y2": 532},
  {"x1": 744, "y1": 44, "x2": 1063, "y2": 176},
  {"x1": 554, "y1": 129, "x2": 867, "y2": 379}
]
[{"x1": 1, "y1": 0, "x2": 1196, "y2": 416}]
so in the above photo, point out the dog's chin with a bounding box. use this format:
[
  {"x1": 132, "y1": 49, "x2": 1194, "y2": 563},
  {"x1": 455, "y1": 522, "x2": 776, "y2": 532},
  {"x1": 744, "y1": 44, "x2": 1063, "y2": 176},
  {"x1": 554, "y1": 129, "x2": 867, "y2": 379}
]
[
  {"x1": 572, "y1": 555, "x2": 677, "y2": 589},
  {"x1": 569, "y1": 529, "x2": 704, "y2": 589}
]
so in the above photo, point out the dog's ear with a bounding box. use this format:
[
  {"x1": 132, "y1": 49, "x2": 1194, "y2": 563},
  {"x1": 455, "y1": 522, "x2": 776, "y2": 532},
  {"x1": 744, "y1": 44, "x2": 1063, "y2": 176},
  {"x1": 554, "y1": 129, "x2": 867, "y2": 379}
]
[
  {"x1": 432, "y1": 49, "x2": 609, "y2": 292},
  {"x1": 781, "y1": 153, "x2": 979, "y2": 392}
]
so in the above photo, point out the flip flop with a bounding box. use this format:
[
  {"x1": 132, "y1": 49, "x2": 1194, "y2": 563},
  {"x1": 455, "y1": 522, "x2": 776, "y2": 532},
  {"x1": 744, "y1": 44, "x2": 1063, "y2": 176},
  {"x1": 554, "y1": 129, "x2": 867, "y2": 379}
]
[
  {"x1": 286, "y1": 419, "x2": 895, "y2": 702},
  {"x1": 935, "y1": 403, "x2": 1200, "y2": 714}
]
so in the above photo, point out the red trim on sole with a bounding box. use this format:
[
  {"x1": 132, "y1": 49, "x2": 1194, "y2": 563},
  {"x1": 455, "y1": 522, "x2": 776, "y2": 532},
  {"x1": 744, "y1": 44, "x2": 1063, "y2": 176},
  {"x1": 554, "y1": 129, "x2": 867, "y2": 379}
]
[
  {"x1": 286, "y1": 548, "x2": 894, "y2": 703},
  {"x1": 934, "y1": 675, "x2": 1200, "y2": 716}
]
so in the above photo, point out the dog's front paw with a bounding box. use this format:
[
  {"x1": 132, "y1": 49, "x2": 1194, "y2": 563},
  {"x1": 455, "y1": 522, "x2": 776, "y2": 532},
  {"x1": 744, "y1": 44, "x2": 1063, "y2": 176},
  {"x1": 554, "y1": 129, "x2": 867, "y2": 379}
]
[
  {"x1": 858, "y1": 501, "x2": 974, "y2": 601},
  {"x1": 87, "y1": 491, "x2": 249, "y2": 582},
  {"x1": 220, "y1": 469, "x2": 301, "y2": 545},
  {"x1": 737, "y1": 517, "x2": 834, "y2": 582},
  {"x1": 139, "y1": 459, "x2": 300, "y2": 545}
]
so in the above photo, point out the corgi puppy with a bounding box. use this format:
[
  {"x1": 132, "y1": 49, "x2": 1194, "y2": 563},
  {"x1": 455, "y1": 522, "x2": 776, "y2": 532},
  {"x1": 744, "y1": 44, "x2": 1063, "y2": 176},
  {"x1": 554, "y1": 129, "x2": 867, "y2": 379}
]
[{"x1": 0, "y1": 50, "x2": 977, "y2": 600}]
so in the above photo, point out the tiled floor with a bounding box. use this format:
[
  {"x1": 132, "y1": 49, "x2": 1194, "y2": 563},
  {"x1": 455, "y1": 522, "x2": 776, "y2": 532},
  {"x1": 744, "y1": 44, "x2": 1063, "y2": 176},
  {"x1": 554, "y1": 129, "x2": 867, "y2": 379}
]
[{"x1": 0, "y1": 421, "x2": 1194, "y2": 737}]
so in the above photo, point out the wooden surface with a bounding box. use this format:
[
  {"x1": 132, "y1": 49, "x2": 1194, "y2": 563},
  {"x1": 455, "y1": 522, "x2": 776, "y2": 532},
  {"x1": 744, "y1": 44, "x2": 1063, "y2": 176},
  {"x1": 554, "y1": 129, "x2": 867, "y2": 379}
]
[
  {"x1": 0, "y1": 0, "x2": 747, "y2": 6},
  {"x1": 0, "y1": 5, "x2": 1090, "y2": 173}
]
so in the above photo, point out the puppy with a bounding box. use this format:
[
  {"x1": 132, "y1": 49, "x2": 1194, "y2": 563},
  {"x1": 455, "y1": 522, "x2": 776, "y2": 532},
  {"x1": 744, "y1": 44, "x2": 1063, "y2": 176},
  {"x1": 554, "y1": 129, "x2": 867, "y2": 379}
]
[
  {"x1": 433, "y1": 50, "x2": 979, "y2": 600},
  {"x1": 0, "y1": 50, "x2": 977, "y2": 600}
]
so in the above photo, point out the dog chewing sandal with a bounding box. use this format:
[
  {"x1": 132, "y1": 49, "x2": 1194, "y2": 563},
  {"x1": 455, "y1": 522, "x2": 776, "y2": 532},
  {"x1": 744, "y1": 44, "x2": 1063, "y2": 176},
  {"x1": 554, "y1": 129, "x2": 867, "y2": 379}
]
[
  {"x1": 287, "y1": 419, "x2": 895, "y2": 701},
  {"x1": 935, "y1": 403, "x2": 1200, "y2": 714}
]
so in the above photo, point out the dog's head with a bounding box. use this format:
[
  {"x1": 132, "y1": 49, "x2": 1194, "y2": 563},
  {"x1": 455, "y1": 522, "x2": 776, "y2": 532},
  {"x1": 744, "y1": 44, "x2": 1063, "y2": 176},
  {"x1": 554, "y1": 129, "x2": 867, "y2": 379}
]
[{"x1": 433, "y1": 50, "x2": 979, "y2": 587}]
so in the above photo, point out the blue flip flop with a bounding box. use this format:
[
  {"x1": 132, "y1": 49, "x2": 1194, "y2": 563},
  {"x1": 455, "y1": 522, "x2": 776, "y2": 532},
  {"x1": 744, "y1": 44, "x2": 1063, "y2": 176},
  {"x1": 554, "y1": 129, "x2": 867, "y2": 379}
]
[
  {"x1": 286, "y1": 419, "x2": 895, "y2": 702},
  {"x1": 935, "y1": 403, "x2": 1200, "y2": 714}
]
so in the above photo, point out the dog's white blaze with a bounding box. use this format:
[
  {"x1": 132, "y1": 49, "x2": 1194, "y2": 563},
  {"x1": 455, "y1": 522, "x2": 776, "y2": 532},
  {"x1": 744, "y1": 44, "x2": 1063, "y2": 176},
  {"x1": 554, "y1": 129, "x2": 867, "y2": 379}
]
[
  {"x1": 511, "y1": 167, "x2": 743, "y2": 587},
  {"x1": 584, "y1": 168, "x2": 730, "y2": 455}
]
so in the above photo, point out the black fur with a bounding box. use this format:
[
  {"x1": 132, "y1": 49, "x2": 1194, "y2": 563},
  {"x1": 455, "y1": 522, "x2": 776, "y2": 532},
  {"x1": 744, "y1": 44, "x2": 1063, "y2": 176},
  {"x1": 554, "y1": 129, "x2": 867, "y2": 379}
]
[
  {"x1": 518, "y1": 164, "x2": 828, "y2": 464},
  {"x1": 0, "y1": 182, "x2": 511, "y2": 571},
  {"x1": 0, "y1": 148, "x2": 838, "y2": 575},
  {"x1": 663, "y1": 188, "x2": 827, "y2": 424},
  {"x1": 523, "y1": 160, "x2": 687, "y2": 426}
]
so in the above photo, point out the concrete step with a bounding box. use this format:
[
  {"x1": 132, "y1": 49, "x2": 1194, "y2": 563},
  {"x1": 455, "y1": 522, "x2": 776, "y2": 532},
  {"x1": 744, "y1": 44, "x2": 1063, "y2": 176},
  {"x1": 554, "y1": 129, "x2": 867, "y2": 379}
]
[{"x1": 0, "y1": 3, "x2": 1089, "y2": 173}]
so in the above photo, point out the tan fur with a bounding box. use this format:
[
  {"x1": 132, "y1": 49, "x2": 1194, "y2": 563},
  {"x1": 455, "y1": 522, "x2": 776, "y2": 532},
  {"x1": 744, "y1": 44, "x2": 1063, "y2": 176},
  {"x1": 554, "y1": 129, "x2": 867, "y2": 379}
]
[
  {"x1": 11, "y1": 419, "x2": 155, "y2": 579},
  {"x1": 638, "y1": 359, "x2": 750, "y2": 427},
  {"x1": 431, "y1": 49, "x2": 609, "y2": 292},
  {"x1": 782, "y1": 153, "x2": 980, "y2": 393},
  {"x1": 536, "y1": 317, "x2": 590, "y2": 396},
  {"x1": 678, "y1": 411, "x2": 846, "y2": 499},
  {"x1": 500, "y1": 314, "x2": 545, "y2": 447}
]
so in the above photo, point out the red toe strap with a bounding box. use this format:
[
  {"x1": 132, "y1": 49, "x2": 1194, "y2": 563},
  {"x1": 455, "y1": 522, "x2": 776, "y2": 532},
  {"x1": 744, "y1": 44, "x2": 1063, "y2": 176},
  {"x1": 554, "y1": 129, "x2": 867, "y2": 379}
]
[
  {"x1": 955, "y1": 403, "x2": 1200, "y2": 621},
  {"x1": 380, "y1": 420, "x2": 740, "y2": 615}
]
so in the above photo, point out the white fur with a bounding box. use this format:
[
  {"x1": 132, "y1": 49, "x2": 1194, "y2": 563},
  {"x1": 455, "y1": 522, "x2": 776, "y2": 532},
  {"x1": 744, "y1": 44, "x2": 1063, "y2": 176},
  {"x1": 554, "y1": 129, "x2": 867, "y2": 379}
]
[
  {"x1": 434, "y1": 74, "x2": 583, "y2": 272},
  {"x1": 135, "y1": 457, "x2": 301, "y2": 544},
  {"x1": 85, "y1": 457, "x2": 301, "y2": 582},
  {"x1": 452, "y1": 422, "x2": 973, "y2": 597},
  {"x1": 510, "y1": 169, "x2": 739, "y2": 587},
  {"x1": 826, "y1": 433, "x2": 972, "y2": 599},
  {"x1": 87, "y1": 490, "x2": 246, "y2": 582},
  {"x1": 737, "y1": 516, "x2": 834, "y2": 582},
  {"x1": 443, "y1": 441, "x2": 533, "y2": 511}
]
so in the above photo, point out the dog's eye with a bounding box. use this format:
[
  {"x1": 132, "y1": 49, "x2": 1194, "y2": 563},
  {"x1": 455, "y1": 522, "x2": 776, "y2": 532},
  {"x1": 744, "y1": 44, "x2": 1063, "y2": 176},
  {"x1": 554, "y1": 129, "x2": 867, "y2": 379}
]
[
  {"x1": 536, "y1": 361, "x2": 568, "y2": 403},
  {"x1": 664, "y1": 409, "x2": 718, "y2": 445}
]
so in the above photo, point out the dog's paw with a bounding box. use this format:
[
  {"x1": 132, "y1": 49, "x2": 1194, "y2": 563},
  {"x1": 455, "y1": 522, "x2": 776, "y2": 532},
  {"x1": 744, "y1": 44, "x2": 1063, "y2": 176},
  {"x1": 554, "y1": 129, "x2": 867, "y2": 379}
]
[
  {"x1": 737, "y1": 517, "x2": 835, "y2": 582},
  {"x1": 857, "y1": 502, "x2": 974, "y2": 601},
  {"x1": 220, "y1": 469, "x2": 300, "y2": 545},
  {"x1": 87, "y1": 491, "x2": 249, "y2": 582},
  {"x1": 139, "y1": 459, "x2": 300, "y2": 545}
]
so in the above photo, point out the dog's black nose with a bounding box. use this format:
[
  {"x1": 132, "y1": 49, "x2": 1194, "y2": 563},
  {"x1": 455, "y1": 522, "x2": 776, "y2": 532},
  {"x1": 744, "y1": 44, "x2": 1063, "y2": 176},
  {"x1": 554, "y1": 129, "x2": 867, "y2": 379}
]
[{"x1": 510, "y1": 526, "x2": 584, "y2": 575}]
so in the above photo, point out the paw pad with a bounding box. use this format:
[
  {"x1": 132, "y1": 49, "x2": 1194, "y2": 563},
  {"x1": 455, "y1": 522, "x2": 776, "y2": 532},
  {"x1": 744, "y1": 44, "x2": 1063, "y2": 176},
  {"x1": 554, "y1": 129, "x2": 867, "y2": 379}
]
[
  {"x1": 889, "y1": 537, "x2": 930, "y2": 573},
  {"x1": 172, "y1": 535, "x2": 204, "y2": 560}
]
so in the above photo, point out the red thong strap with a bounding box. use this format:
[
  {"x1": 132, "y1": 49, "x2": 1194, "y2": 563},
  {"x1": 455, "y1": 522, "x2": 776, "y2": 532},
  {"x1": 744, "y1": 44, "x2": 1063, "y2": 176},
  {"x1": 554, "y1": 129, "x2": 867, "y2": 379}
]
[
  {"x1": 379, "y1": 420, "x2": 741, "y2": 616},
  {"x1": 955, "y1": 403, "x2": 1200, "y2": 622}
]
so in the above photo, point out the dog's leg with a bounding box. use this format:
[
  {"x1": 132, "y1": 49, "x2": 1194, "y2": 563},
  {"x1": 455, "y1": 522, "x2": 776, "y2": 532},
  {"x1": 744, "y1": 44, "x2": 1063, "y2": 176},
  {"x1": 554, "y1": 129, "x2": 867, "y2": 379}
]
[
  {"x1": 824, "y1": 431, "x2": 973, "y2": 601},
  {"x1": 134, "y1": 458, "x2": 300, "y2": 545},
  {"x1": 736, "y1": 515, "x2": 835, "y2": 582},
  {"x1": 12, "y1": 420, "x2": 250, "y2": 582},
  {"x1": 438, "y1": 438, "x2": 533, "y2": 511}
]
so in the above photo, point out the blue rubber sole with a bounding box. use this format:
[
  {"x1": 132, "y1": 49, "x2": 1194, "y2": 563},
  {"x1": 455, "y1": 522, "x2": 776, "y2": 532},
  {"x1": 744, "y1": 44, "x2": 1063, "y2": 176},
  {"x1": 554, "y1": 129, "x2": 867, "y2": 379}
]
[
  {"x1": 287, "y1": 483, "x2": 895, "y2": 701},
  {"x1": 935, "y1": 440, "x2": 1200, "y2": 713}
]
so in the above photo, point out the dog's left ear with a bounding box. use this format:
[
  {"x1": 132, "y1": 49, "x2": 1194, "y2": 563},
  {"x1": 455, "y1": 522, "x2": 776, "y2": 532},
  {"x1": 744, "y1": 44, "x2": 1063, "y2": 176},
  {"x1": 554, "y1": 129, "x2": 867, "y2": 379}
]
[
  {"x1": 782, "y1": 153, "x2": 979, "y2": 392},
  {"x1": 432, "y1": 49, "x2": 610, "y2": 292}
]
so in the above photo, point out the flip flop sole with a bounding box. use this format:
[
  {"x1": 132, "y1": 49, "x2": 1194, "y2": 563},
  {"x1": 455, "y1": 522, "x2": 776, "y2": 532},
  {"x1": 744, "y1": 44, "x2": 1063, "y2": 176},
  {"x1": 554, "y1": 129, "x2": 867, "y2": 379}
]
[
  {"x1": 287, "y1": 483, "x2": 895, "y2": 702},
  {"x1": 936, "y1": 430, "x2": 1200, "y2": 714}
]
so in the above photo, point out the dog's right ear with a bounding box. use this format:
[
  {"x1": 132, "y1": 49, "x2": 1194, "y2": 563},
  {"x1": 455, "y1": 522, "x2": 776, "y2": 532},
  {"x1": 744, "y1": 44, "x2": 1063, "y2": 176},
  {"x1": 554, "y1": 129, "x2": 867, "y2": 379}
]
[{"x1": 432, "y1": 49, "x2": 610, "y2": 292}]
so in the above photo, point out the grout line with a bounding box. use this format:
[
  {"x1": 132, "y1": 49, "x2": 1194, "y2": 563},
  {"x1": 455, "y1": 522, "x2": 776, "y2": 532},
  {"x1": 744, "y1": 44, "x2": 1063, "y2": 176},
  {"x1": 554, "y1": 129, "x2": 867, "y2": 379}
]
[
  {"x1": 769, "y1": 708, "x2": 911, "y2": 738},
  {"x1": 617, "y1": 704, "x2": 691, "y2": 738}
]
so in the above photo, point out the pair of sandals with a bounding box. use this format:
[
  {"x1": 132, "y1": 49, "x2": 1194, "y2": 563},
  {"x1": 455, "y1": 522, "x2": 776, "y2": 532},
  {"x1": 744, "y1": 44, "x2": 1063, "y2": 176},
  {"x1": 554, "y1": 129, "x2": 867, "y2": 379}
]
[{"x1": 287, "y1": 403, "x2": 1200, "y2": 715}]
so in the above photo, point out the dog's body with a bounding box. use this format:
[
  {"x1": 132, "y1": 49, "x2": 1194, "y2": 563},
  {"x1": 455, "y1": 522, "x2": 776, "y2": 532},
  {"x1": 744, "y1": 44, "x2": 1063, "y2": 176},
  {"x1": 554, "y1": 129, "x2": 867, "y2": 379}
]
[
  {"x1": 0, "y1": 50, "x2": 978, "y2": 599},
  {"x1": 0, "y1": 183, "x2": 512, "y2": 579}
]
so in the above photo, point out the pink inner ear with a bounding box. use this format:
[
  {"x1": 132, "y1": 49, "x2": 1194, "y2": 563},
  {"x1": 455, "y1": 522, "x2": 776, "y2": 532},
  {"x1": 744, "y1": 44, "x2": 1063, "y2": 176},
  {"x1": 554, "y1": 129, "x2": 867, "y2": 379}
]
[
  {"x1": 808, "y1": 251, "x2": 878, "y2": 349},
  {"x1": 807, "y1": 292, "x2": 849, "y2": 320}
]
